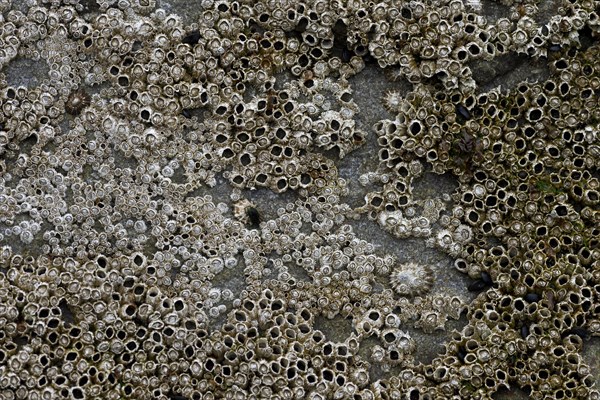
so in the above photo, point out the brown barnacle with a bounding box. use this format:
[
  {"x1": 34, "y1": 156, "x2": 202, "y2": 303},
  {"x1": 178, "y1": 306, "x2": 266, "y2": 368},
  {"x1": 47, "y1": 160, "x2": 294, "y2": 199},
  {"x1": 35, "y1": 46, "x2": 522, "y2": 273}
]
[
  {"x1": 65, "y1": 89, "x2": 91, "y2": 115},
  {"x1": 451, "y1": 131, "x2": 484, "y2": 172},
  {"x1": 544, "y1": 290, "x2": 555, "y2": 311},
  {"x1": 454, "y1": 131, "x2": 479, "y2": 154}
]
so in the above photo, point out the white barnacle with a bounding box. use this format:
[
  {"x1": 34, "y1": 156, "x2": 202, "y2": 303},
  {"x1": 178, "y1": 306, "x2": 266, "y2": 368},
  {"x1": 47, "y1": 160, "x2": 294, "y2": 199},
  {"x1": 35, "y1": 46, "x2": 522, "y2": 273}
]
[
  {"x1": 382, "y1": 90, "x2": 404, "y2": 113},
  {"x1": 389, "y1": 262, "x2": 434, "y2": 297},
  {"x1": 378, "y1": 210, "x2": 404, "y2": 228}
]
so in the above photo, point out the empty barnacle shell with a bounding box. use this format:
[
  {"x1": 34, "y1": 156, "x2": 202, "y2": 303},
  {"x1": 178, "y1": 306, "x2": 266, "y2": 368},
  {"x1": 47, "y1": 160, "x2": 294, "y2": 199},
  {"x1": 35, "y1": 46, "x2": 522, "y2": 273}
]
[{"x1": 389, "y1": 262, "x2": 434, "y2": 297}]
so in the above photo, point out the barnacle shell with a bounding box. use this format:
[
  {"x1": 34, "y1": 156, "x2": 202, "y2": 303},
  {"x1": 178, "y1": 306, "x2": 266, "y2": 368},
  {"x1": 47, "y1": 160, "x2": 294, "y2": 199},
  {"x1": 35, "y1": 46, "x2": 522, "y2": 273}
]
[
  {"x1": 65, "y1": 89, "x2": 91, "y2": 115},
  {"x1": 382, "y1": 90, "x2": 404, "y2": 113},
  {"x1": 415, "y1": 310, "x2": 447, "y2": 333},
  {"x1": 389, "y1": 262, "x2": 434, "y2": 297}
]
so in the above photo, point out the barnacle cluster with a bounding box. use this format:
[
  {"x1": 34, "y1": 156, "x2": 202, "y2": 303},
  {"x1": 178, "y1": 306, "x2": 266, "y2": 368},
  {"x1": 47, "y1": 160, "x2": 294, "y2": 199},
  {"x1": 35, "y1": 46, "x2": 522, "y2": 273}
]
[{"x1": 0, "y1": 0, "x2": 599, "y2": 399}]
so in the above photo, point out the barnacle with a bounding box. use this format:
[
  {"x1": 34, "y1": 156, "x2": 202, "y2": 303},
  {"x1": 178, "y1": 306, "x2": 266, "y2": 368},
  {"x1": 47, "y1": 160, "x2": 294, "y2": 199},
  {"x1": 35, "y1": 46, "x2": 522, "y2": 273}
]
[
  {"x1": 382, "y1": 90, "x2": 404, "y2": 113},
  {"x1": 65, "y1": 89, "x2": 91, "y2": 115},
  {"x1": 389, "y1": 262, "x2": 435, "y2": 297}
]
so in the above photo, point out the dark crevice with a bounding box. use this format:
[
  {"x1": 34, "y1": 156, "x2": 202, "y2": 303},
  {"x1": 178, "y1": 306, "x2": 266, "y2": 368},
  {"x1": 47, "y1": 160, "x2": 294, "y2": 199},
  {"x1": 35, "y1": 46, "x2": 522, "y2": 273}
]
[
  {"x1": 471, "y1": 53, "x2": 550, "y2": 94},
  {"x1": 577, "y1": 26, "x2": 595, "y2": 53},
  {"x1": 59, "y1": 299, "x2": 76, "y2": 327},
  {"x1": 492, "y1": 386, "x2": 531, "y2": 400}
]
